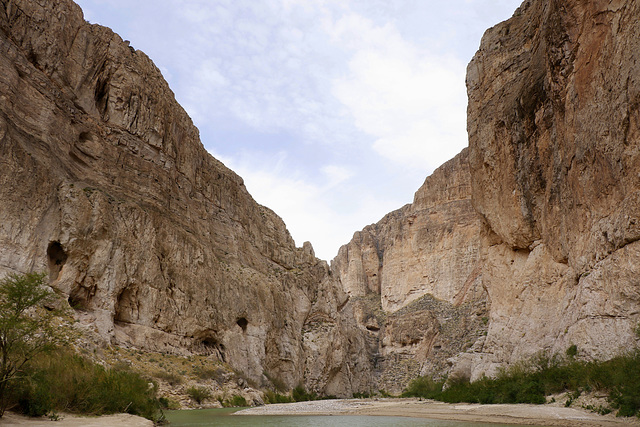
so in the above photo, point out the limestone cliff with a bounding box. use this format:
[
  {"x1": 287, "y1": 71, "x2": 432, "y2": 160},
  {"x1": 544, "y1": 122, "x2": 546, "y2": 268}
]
[
  {"x1": 334, "y1": 0, "x2": 640, "y2": 387},
  {"x1": 0, "y1": 0, "x2": 371, "y2": 396},
  {"x1": 2, "y1": 0, "x2": 639, "y2": 399},
  {"x1": 462, "y1": 0, "x2": 640, "y2": 379},
  {"x1": 332, "y1": 149, "x2": 488, "y2": 393}
]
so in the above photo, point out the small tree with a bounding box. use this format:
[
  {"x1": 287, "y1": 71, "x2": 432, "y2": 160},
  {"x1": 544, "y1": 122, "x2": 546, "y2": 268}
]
[{"x1": 0, "y1": 272, "x2": 66, "y2": 417}]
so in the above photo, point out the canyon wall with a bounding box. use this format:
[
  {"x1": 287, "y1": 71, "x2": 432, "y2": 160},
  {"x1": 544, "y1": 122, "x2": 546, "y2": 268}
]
[
  {"x1": 0, "y1": 0, "x2": 371, "y2": 396},
  {"x1": 462, "y1": 0, "x2": 640, "y2": 379},
  {"x1": 1, "y1": 0, "x2": 639, "y2": 397},
  {"x1": 335, "y1": 0, "x2": 640, "y2": 385},
  {"x1": 332, "y1": 149, "x2": 489, "y2": 393}
]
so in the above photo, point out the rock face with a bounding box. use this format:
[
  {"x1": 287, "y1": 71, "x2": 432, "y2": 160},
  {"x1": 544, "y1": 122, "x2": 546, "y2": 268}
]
[
  {"x1": 332, "y1": 149, "x2": 489, "y2": 393},
  {"x1": 334, "y1": 0, "x2": 640, "y2": 387},
  {"x1": 2, "y1": 0, "x2": 639, "y2": 398},
  {"x1": 462, "y1": 0, "x2": 640, "y2": 379},
  {"x1": 0, "y1": 0, "x2": 371, "y2": 396}
]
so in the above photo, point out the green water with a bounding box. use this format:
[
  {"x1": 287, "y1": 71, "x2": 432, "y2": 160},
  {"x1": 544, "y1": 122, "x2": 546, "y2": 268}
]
[{"x1": 164, "y1": 408, "x2": 520, "y2": 426}]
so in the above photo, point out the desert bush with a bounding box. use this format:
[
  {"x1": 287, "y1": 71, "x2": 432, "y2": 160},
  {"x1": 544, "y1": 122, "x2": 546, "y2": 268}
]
[
  {"x1": 228, "y1": 394, "x2": 247, "y2": 407},
  {"x1": 292, "y1": 385, "x2": 317, "y2": 402},
  {"x1": 10, "y1": 350, "x2": 162, "y2": 421},
  {"x1": 0, "y1": 272, "x2": 70, "y2": 417},
  {"x1": 186, "y1": 386, "x2": 211, "y2": 404},
  {"x1": 566, "y1": 344, "x2": 578, "y2": 358},
  {"x1": 352, "y1": 391, "x2": 371, "y2": 398},
  {"x1": 402, "y1": 351, "x2": 640, "y2": 417},
  {"x1": 402, "y1": 376, "x2": 444, "y2": 399},
  {"x1": 263, "y1": 390, "x2": 293, "y2": 404}
]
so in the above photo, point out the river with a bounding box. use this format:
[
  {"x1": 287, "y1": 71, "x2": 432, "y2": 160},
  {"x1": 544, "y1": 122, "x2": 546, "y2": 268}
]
[{"x1": 164, "y1": 408, "x2": 519, "y2": 426}]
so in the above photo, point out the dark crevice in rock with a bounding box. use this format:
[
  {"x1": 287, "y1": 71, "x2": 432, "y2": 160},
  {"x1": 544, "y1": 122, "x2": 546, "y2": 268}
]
[
  {"x1": 236, "y1": 317, "x2": 248, "y2": 332},
  {"x1": 200, "y1": 337, "x2": 226, "y2": 362},
  {"x1": 47, "y1": 240, "x2": 67, "y2": 282},
  {"x1": 94, "y1": 74, "x2": 110, "y2": 116},
  {"x1": 68, "y1": 292, "x2": 87, "y2": 311},
  {"x1": 114, "y1": 286, "x2": 138, "y2": 323}
]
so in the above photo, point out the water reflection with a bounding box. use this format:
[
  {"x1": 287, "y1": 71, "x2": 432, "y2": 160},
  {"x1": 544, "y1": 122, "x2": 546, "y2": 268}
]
[{"x1": 164, "y1": 409, "x2": 519, "y2": 427}]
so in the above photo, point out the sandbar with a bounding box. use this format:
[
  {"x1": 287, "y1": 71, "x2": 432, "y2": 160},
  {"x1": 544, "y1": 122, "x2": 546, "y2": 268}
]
[
  {"x1": 0, "y1": 412, "x2": 153, "y2": 426},
  {"x1": 237, "y1": 398, "x2": 640, "y2": 426}
]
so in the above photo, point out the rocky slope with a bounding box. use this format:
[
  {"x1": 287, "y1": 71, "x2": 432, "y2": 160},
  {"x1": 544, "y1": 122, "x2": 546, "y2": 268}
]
[
  {"x1": 0, "y1": 0, "x2": 371, "y2": 396},
  {"x1": 331, "y1": 149, "x2": 489, "y2": 393}
]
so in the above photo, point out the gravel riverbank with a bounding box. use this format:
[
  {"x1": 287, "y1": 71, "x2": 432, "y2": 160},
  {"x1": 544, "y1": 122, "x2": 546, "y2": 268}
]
[
  {"x1": 237, "y1": 398, "x2": 640, "y2": 426},
  {"x1": 0, "y1": 413, "x2": 153, "y2": 426}
]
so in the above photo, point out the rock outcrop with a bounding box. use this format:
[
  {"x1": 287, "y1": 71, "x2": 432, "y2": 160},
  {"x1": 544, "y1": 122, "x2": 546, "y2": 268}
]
[
  {"x1": 334, "y1": 0, "x2": 640, "y2": 387},
  {"x1": 332, "y1": 149, "x2": 489, "y2": 393},
  {"x1": 0, "y1": 0, "x2": 371, "y2": 396},
  {"x1": 462, "y1": 0, "x2": 640, "y2": 379},
  {"x1": 2, "y1": 0, "x2": 639, "y2": 399}
]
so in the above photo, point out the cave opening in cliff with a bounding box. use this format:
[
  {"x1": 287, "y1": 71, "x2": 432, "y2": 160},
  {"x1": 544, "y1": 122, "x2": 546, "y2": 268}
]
[
  {"x1": 47, "y1": 241, "x2": 67, "y2": 282},
  {"x1": 67, "y1": 287, "x2": 89, "y2": 311},
  {"x1": 114, "y1": 287, "x2": 138, "y2": 323},
  {"x1": 236, "y1": 317, "x2": 248, "y2": 332},
  {"x1": 94, "y1": 77, "x2": 110, "y2": 115},
  {"x1": 78, "y1": 131, "x2": 92, "y2": 142},
  {"x1": 200, "y1": 337, "x2": 226, "y2": 362},
  {"x1": 68, "y1": 295, "x2": 84, "y2": 310}
]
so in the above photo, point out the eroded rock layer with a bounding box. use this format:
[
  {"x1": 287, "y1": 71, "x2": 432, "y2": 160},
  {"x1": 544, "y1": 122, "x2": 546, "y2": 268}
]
[
  {"x1": 334, "y1": 0, "x2": 640, "y2": 387},
  {"x1": 332, "y1": 149, "x2": 489, "y2": 393},
  {"x1": 462, "y1": 0, "x2": 640, "y2": 379},
  {"x1": 0, "y1": 0, "x2": 371, "y2": 396},
  {"x1": 2, "y1": 0, "x2": 639, "y2": 398}
]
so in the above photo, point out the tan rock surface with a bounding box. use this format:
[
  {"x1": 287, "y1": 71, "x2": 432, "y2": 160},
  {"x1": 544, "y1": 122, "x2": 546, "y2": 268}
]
[
  {"x1": 332, "y1": 0, "x2": 640, "y2": 387},
  {"x1": 468, "y1": 0, "x2": 640, "y2": 269},
  {"x1": 2, "y1": 0, "x2": 639, "y2": 401},
  {"x1": 334, "y1": 149, "x2": 482, "y2": 311},
  {"x1": 0, "y1": 0, "x2": 369, "y2": 396},
  {"x1": 464, "y1": 0, "x2": 640, "y2": 376},
  {"x1": 332, "y1": 150, "x2": 488, "y2": 392}
]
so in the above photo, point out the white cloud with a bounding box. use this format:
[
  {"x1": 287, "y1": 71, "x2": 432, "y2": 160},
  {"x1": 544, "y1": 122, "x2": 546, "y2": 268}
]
[
  {"x1": 329, "y1": 12, "x2": 468, "y2": 172},
  {"x1": 209, "y1": 149, "x2": 395, "y2": 261},
  {"x1": 73, "y1": 0, "x2": 523, "y2": 260},
  {"x1": 321, "y1": 164, "x2": 354, "y2": 188}
]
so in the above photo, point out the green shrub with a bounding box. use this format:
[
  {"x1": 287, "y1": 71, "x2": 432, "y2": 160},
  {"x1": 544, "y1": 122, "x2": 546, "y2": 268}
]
[
  {"x1": 10, "y1": 350, "x2": 162, "y2": 421},
  {"x1": 402, "y1": 351, "x2": 640, "y2": 417},
  {"x1": 402, "y1": 376, "x2": 444, "y2": 399},
  {"x1": 352, "y1": 391, "x2": 371, "y2": 398},
  {"x1": 158, "y1": 397, "x2": 170, "y2": 408},
  {"x1": 157, "y1": 396, "x2": 180, "y2": 410},
  {"x1": 229, "y1": 395, "x2": 247, "y2": 407},
  {"x1": 263, "y1": 390, "x2": 293, "y2": 404},
  {"x1": 186, "y1": 386, "x2": 211, "y2": 404},
  {"x1": 292, "y1": 385, "x2": 317, "y2": 402},
  {"x1": 0, "y1": 272, "x2": 70, "y2": 417}
]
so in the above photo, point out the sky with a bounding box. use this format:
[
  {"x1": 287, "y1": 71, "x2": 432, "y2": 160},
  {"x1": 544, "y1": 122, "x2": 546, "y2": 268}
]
[{"x1": 75, "y1": 0, "x2": 522, "y2": 261}]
